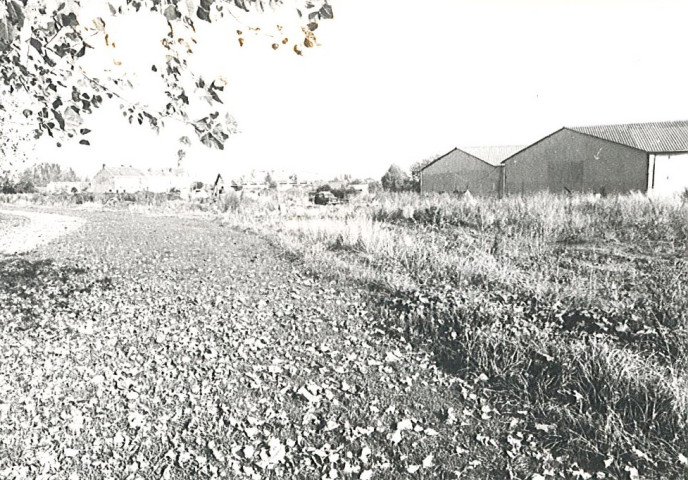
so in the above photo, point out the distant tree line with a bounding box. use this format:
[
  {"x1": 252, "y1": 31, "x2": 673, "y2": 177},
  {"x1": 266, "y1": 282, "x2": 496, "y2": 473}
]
[{"x1": 0, "y1": 163, "x2": 81, "y2": 193}]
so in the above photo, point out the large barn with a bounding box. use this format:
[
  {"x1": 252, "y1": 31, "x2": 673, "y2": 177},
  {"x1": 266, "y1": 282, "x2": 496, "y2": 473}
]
[
  {"x1": 502, "y1": 120, "x2": 688, "y2": 196},
  {"x1": 420, "y1": 145, "x2": 523, "y2": 196}
]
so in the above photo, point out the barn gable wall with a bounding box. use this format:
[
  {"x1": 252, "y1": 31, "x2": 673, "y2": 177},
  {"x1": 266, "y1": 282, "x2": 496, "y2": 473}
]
[
  {"x1": 421, "y1": 149, "x2": 501, "y2": 196},
  {"x1": 504, "y1": 129, "x2": 648, "y2": 195}
]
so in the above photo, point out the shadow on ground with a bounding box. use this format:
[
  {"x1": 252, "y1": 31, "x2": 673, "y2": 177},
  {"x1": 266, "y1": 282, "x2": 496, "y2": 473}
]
[{"x1": 0, "y1": 256, "x2": 113, "y2": 327}]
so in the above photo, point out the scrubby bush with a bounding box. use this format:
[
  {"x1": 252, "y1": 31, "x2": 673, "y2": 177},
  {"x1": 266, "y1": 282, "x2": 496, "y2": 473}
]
[{"x1": 216, "y1": 191, "x2": 242, "y2": 213}]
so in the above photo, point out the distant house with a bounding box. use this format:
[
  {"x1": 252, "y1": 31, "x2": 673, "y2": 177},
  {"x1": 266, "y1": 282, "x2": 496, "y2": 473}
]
[
  {"x1": 92, "y1": 165, "x2": 145, "y2": 193},
  {"x1": 46, "y1": 181, "x2": 88, "y2": 194},
  {"x1": 420, "y1": 145, "x2": 523, "y2": 196},
  {"x1": 91, "y1": 165, "x2": 190, "y2": 194},
  {"x1": 228, "y1": 169, "x2": 321, "y2": 193},
  {"x1": 503, "y1": 120, "x2": 688, "y2": 196},
  {"x1": 212, "y1": 174, "x2": 225, "y2": 196},
  {"x1": 143, "y1": 168, "x2": 191, "y2": 193}
]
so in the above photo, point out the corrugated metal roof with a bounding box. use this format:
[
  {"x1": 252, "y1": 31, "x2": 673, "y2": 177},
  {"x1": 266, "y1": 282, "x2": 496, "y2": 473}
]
[
  {"x1": 569, "y1": 120, "x2": 688, "y2": 153},
  {"x1": 461, "y1": 145, "x2": 526, "y2": 166}
]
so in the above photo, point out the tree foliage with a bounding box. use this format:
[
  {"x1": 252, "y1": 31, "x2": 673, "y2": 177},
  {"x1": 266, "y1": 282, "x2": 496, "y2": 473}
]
[
  {"x1": 19, "y1": 161, "x2": 80, "y2": 186},
  {"x1": 0, "y1": 0, "x2": 333, "y2": 160},
  {"x1": 408, "y1": 154, "x2": 440, "y2": 192},
  {"x1": 381, "y1": 164, "x2": 412, "y2": 192},
  {"x1": 0, "y1": 161, "x2": 78, "y2": 192}
]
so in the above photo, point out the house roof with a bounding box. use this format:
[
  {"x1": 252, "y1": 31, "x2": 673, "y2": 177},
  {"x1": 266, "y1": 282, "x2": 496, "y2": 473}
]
[
  {"x1": 102, "y1": 166, "x2": 145, "y2": 177},
  {"x1": 568, "y1": 120, "x2": 688, "y2": 153}
]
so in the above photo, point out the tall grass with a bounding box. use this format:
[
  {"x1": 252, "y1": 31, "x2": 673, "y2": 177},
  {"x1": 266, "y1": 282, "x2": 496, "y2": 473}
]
[
  {"x1": 372, "y1": 192, "x2": 688, "y2": 244},
  {"x1": 217, "y1": 190, "x2": 688, "y2": 477}
]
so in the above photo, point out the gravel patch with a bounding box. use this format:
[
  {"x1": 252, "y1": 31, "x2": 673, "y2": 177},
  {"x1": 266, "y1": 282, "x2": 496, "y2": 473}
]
[{"x1": 0, "y1": 209, "x2": 86, "y2": 255}]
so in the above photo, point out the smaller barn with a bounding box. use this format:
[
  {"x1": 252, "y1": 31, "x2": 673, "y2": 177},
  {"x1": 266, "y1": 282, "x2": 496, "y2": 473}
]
[{"x1": 420, "y1": 145, "x2": 524, "y2": 196}]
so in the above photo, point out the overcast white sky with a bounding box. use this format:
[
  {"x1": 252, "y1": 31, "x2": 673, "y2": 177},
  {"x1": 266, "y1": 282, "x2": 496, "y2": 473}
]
[{"x1": 27, "y1": 0, "x2": 688, "y2": 181}]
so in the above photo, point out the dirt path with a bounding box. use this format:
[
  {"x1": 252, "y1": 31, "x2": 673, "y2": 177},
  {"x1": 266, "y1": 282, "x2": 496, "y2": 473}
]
[
  {"x1": 0, "y1": 209, "x2": 86, "y2": 255},
  {"x1": 0, "y1": 210, "x2": 517, "y2": 479}
]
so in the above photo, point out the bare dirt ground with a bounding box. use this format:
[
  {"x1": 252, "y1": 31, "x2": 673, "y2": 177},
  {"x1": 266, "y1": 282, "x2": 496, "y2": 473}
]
[{"x1": 0, "y1": 209, "x2": 86, "y2": 256}]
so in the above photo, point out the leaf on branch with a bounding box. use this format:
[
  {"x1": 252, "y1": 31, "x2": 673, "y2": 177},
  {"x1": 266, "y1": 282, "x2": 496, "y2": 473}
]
[
  {"x1": 199, "y1": 132, "x2": 222, "y2": 149},
  {"x1": 163, "y1": 5, "x2": 180, "y2": 21},
  {"x1": 52, "y1": 109, "x2": 66, "y2": 129},
  {"x1": 29, "y1": 38, "x2": 43, "y2": 54},
  {"x1": 302, "y1": 26, "x2": 317, "y2": 48},
  {"x1": 319, "y1": 3, "x2": 333, "y2": 19},
  {"x1": 197, "y1": 0, "x2": 215, "y2": 22},
  {"x1": 64, "y1": 107, "x2": 83, "y2": 127},
  {"x1": 79, "y1": 139, "x2": 90, "y2": 145},
  {"x1": 58, "y1": 12, "x2": 78, "y2": 28},
  {"x1": 0, "y1": 1, "x2": 25, "y2": 50},
  {"x1": 42, "y1": 53, "x2": 57, "y2": 66},
  {"x1": 293, "y1": 45, "x2": 302, "y2": 55},
  {"x1": 234, "y1": 0, "x2": 249, "y2": 12},
  {"x1": 91, "y1": 17, "x2": 106, "y2": 31}
]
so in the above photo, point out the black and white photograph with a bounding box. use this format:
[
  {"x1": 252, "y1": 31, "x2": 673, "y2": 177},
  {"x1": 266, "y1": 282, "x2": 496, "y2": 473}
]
[{"x1": 1, "y1": 0, "x2": 688, "y2": 478}]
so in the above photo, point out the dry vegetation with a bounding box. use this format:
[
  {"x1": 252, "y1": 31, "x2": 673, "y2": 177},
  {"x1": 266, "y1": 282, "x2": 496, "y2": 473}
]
[
  {"x1": 217, "y1": 190, "x2": 688, "y2": 478},
  {"x1": 2, "y1": 190, "x2": 688, "y2": 478}
]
